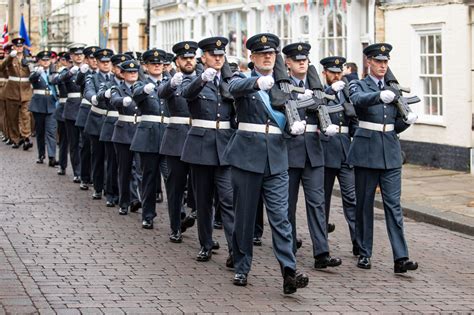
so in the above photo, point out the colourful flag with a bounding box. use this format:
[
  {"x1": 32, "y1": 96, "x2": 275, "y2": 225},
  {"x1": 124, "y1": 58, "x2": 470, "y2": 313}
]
[
  {"x1": 1, "y1": 19, "x2": 8, "y2": 46},
  {"x1": 99, "y1": 0, "x2": 110, "y2": 47},
  {"x1": 19, "y1": 14, "x2": 30, "y2": 47}
]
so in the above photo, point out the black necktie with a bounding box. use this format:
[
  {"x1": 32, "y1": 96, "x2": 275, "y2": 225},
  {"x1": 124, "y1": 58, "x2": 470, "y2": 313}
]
[
  {"x1": 298, "y1": 80, "x2": 304, "y2": 88},
  {"x1": 105, "y1": 74, "x2": 110, "y2": 82},
  {"x1": 213, "y1": 77, "x2": 219, "y2": 87},
  {"x1": 378, "y1": 81, "x2": 383, "y2": 90}
]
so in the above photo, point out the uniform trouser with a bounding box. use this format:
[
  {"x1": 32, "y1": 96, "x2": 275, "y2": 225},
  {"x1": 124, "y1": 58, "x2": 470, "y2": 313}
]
[
  {"x1": 57, "y1": 120, "x2": 68, "y2": 170},
  {"x1": 288, "y1": 164, "x2": 329, "y2": 257},
  {"x1": 156, "y1": 170, "x2": 163, "y2": 194},
  {"x1": 190, "y1": 164, "x2": 234, "y2": 252},
  {"x1": 90, "y1": 135, "x2": 105, "y2": 193},
  {"x1": 104, "y1": 141, "x2": 119, "y2": 202},
  {"x1": 64, "y1": 119, "x2": 81, "y2": 177},
  {"x1": 254, "y1": 196, "x2": 264, "y2": 238},
  {"x1": 19, "y1": 101, "x2": 31, "y2": 139},
  {"x1": 232, "y1": 165, "x2": 296, "y2": 276},
  {"x1": 0, "y1": 99, "x2": 5, "y2": 134},
  {"x1": 166, "y1": 155, "x2": 190, "y2": 233},
  {"x1": 1, "y1": 100, "x2": 9, "y2": 139},
  {"x1": 32, "y1": 112, "x2": 57, "y2": 159},
  {"x1": 186, "y1": 174, "x2": 196, "y2": 210},
  {"x1": 140, "y1": 152, "x2": 167, "y2": 221},
  {"x1": 79, "y1": 127, "x2": 91, "y2": 183},
  {"x1": 324, "y1": 166, "x2": 357, "y2": 243},
  {"x1": 5, "y1": 101, "x2": 22, "y2": 143},
  {"x1": 114, "y1": 142, "x2": 140, "y2": 209},
  {"x1": 354, "y1": 167, "x2": 409, "y2": 261}
]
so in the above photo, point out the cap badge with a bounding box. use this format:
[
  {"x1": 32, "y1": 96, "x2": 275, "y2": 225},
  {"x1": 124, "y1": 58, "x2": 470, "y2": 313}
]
[
  {"x1": 92, "y1": 48, "x2": 96, "y2": 52},
  {"x1": 216, "y1": 40, "x2": 222, "y2": 47},
  {"x1": 130, "y1": 63, "x2": 135, "y2": 68},
  {"x1": 154, "y1": 51, "x2": 159, "y2": 57},
  {"x1": 103, "y1": 50, "x2": 107, "y2": 56},
  {"x1": 121, "y1": 56, "x2": 126, "y2": 61},
  {"x1": 297, "y1": 45, "x2": 302, "y2": 51},
  {"x1": 184, "y1": 43, "x2": 190, "y2": 50},
  {"x1": 261, "y1": 36, "x2": 268, "y2": 43},
  {"x1": 381, "y1": 45, "x2": 386, "y2": 52},
  {"x1": 335, "y1": 59, "x2": 340, "y2": 65}
]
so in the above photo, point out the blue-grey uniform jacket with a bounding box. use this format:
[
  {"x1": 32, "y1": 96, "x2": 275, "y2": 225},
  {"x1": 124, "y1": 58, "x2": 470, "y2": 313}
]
[
  {"x1": 286, "y1": 78, "x2": 324, "y2": 169},
  {"x1": 51, "y1": 68, "x2": 68, "y2": 121},
  {"x1": 75, "y1": 69, "x2": 94, "y2": 128},
  {"x1": 58, "y1": 67, "x2": 82, "y2": 121},
  {"x1": 83, "y1": 71, "x2": 111, "y2": 136},
  {"x1": 180, "y1": 73, "x2": 235, "y2": 166},
  {"x1": 98, "y1": 77, "x2": 119, "y2": 142},
  {"x1": 348, "y1": 76, "x2": 410, "y2": 170},
  {"x1": 130, "y1": 77, "x2": 169, "y2": 153},
  {"x1": 157, "y1": 74, "x2": 193, "y2": 157},
  {"x1": 28, "y1": 68, "x2": 58, "y2": 114},
  {"x1": 110, "y1": 81, "x2": 139, "y2": 145},
  {"x1": 320, "y1": 86, "x2": 358, "y2": 169},
  {"x1": 223, "y1": 71, "x2": 289, "y2": 175}
]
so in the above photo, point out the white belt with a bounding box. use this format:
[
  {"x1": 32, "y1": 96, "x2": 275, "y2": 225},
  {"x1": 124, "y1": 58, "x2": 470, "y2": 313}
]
[
  {"x1": 118, "y1": 114, "x2": 140, "y2": 123},
  {"x1": 336, "y1": 126, "x2": 349, "y2": 134},
  {"x1": 169, "y1": 116, "x2": 191, "y2": 125},
  {"x1": 8, "y1": 76, "x2": 29, "y2": 82},
  {"x1": 140, "y1": 115, "x2": 170, "y2": 124},
  {"x1": 305, "y1": 124, "x2": 318, "y2": 133},
  {"x1": 81, "y1": 98, "x2": 92, "y2": 106},
  {"x1": 359, "y1": 121, "x2": 394, "y2": 132},
  {"x1": 33, "y1": 89, "x2": 52, "y2": 95},
  {"x1": 91, "y1": 105, "x2": 107, "y2": 116},
  {"x1": 192, "y1": 119, "x2": 231, "y2": 130},
  {"x1": 0, "y1": 78, "x2": 7, "y2": 82},
  {"x1": 68, "y1": 92, "x2": 81, "y2": 98},
  {"x1": 59, "y1": 97, "x2": 67, "y2": 103},
  {"x1": 107, "y1": 111, "x2": 119, "y2": 118},
  {"x1": 238, "y1": 122, "x2": 282, "y2": 134}
]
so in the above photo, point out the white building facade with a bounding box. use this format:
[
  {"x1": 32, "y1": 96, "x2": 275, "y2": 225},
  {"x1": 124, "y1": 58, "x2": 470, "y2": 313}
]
[
  {"x1": 381, "y1": 0, "x2": 474, "y2": 171},
  {"x1": 150, "y1": 0, "x2": 376, "y2": 75}
]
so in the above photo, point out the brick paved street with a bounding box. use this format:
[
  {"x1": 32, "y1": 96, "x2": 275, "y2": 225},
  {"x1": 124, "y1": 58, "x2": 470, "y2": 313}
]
[{"x1": 1, "y1": 144, "x2": 474, "y2": 314}]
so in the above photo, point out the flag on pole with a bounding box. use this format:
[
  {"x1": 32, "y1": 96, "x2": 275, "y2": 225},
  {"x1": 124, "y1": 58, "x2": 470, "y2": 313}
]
[
  {"x1": 99, "y1": 0, "x2": 111, "y2": 48},
  {"x1": 1, "y1": 19, "x2": 8, "y2": 46},
  {"x1": 19, "y1": 14, "x2": 31, "y2": 47}
]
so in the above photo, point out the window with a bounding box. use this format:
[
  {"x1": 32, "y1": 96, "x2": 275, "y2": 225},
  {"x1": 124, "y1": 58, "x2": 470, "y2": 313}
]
[
  {"x1": 108, "y1": 24, "x2": 128, "y2": 52},
  {"x1": 213, "y1": 11, "x2": 248, "y2": 59},
  {"x1": 419, "y1": 32, "x2": 443, "y2": 116},
  {"x1": 139, "y1": 21, "x2": 147, "y2": 51},
  {"x1": 160, "y1": 19, "x2": 184, "y2": 53},
  {"x1": 319, "y1": 5, "x2": 347, "y2": 57}
]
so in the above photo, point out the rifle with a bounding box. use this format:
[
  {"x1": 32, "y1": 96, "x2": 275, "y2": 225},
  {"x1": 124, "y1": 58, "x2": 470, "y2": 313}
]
[
  {"x1": 384, "y1": 67, "x2": 420, "y2": 120},
  {"x1": 305, "y1": 64, "x2": 334, "y2": 132},
  {"x1": 340, "y1": 77, "x2": 356, "y2": 117}
]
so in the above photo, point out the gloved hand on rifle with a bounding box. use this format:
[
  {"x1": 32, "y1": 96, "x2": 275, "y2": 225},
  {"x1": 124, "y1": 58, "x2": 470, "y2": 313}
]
[
  {"x1": 290, "y1": 120, "x2": 306, "y2": 135},
  {"x1": 404, "y1": 112, "x2": 418, "y2": 125},
  {"x1": 257, "y1": 75, "x2": 274, "y2": 91},
  {"x1": 331, "y1": 81, "x2": 345, "y2": 92},
  {"x1": 297, "y1": 89, "x2": 314, "y2": 100},
  {"x1": 324, "y1": 124, "x2": 339, "y2": 137}
]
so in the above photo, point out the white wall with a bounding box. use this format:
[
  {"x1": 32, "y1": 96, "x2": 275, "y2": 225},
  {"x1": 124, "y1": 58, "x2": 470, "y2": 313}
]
[{"x1": 384, "y1": 3, "x2": 472, "y2": 148}]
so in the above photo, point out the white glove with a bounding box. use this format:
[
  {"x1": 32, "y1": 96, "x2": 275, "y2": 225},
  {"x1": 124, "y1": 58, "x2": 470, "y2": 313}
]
[
  {"x1": 170, "y1": 72, "x2": 184, "y2": 88},
  {"x1": 123, "y1": 96, "x2": 132, "y2": 107},
  {"x1": 80, "y1": 64, "x2": 89, "y2": 73},
  {"x1": 104, "y1": 88, "x2": 112, "y2": 99},
  {"x1": 297, "y1": 89, "x2": 313, "y2": 100},
  {"x1": 331, "y1": 80, "x2": 345, "y2": 92},
  {"x1": 9, "y1": 50, "x2": 17, "y2": 58},
  {"x1": 404, "y1": 112, "x2": 418, "y2": 125},
  {"x1": 325, "y1": 124, "x2": 339, "y2": 137},
  {"x1": 290, "y1": 120, "x2": 306, "y2": 135},
  {"x1": 91, "y1": 95, "x2": 98, "y2": 106},
  {"x1": 143, "y1": 82, "x2": 155, "y2": 94},
  {"x1": 201, "y1": 67, "x2": 217, "y2": 82},
  {"x1": 70, "y1": 66, "x2": 79, "y2": 74},
  {"x1": 257, "y1": 75, "x2": 274, "y2": 91},
  {"x1": 380, "y1": 90, "x2": 396, "y2": 104}
]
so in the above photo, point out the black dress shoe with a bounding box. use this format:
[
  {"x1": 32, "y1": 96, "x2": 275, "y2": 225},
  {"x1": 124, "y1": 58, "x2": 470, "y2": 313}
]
[
  {"x1": 357, "y1": 256, "x2": 371, "y2": 269},
  {"x1": 156, "y1": 192, "x2": 163, "y2": 203},
  {"x1": 283, "y1": 271, "x2": 309, "y2": 295},
  {"x1": 226, "y1": 254, "x2": 234, "y2": 268},
  {"x1": 106, "y1": 200, "x2": 115, "y2": 207},
  {"x1": 119, "y1": 207, "x2": 128, "y2": 215},
  {"x1": 5, "y1": 139, "x2": 12, "y2": 145},
  {"x1": 296, "y1": 238, "x2": 303, "y2": 249},
  {"x1": 142, "y1": 219, "x2": 153, "y2": 229},
  {"x1": 169, "y1": 231, "x2": 182, "y2": 243},
  {"x1": 394, "y1": 259, "x2": 418, "y2": 274},
  {"x1": 253, "y1": 236, "x2": 262, "y2": 246},
  {"x1": 327, "y1": 223, "x2": 336, "y2": 233},
  {"x1": 352, "y1": 244, "x2": 360, "y2": 256},
  {"x1": 180, "y1": 215, "x2": 195, "y2": 233},
  {"x1": 213, "y1": 220, "x2": 223, "y2": 229},
  {"x1": 73, "y1": 176, "x2": 81, "y2": 183},
  {"x1": 212, "y1": 240, "x2": 220, "y2": 250},
  {"x1": 130, "y1": 200, "x2": 141, "y2": 213},
  {"x1": 57, "y1": 168, "x2": 66, "y2": 175},
  {"x1": 92, "y1": 191, "x2": 102, "y2": 200},
  {"x1": 48, "y1": 158, "x2": 58, "y2": 167},
  {"x1": 233, "y1": 273, "x2": 247, "y2": 286},
  {"x1": 11, "y1": 143, "x2": 19, "y2": 149},
  {"x1": 314, "y1": 254, "x2": 342, "y2": 269},
  {"x1": 23, "y1": 140, "x2": 33, "y2": 151},
  {"x1": 80, "y1": 181, "x2": 89, "y2": 190},
  {"x1": 36, "y1": 156, "x2": 45, "y2": 164},
  {"x1": 196, "y1": 247, "x2": 212, "y2": 261}
]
